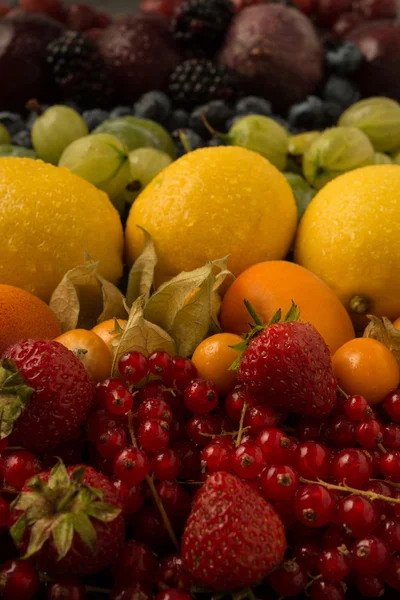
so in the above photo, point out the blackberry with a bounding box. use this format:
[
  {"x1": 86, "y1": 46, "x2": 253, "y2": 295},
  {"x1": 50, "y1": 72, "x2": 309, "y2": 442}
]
[
  {"x1": 169, "y1": 59, "x2": 240, "y2": 109},
  {"x1": 46, "y1": 31, "x2": 114, "y2": 108},
  {"x1": 172, "y1": 0, "x2": 235, "y2": 55}
]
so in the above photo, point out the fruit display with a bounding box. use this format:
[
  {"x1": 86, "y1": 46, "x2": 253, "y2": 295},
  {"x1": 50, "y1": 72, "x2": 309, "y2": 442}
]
[{"x1": 2, "y1": 0, "x2": 400, "y2": 599}]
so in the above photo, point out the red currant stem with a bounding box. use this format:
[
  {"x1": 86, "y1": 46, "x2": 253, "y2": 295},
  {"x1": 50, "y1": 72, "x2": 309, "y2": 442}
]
[
  {"x1": 236, "y1": 402, "x2": 248, "y2": 447},
  {"x1": 299, "y1": 477, "x2": 400, "y2": 506},
  {"x1": 372, "y1": 478, "x2": 400, "y2": 490},
  {"x1": 179, "y1": 480, "x2": 204, "y2": 485},
  {"x1": 378, "y1": 442, "x2": 387, "y2": 454},
  {"x1": 304, "y1": 574, "x2": 323, "y2": 596},
  {"x1": 200, "y1": 427, "x2": 250, "y2": 440},
  {"x1": 127, "y1": 411, "x2": 180, "y2": 551},
  {"x1": 3, "y1": 446, "x2": 24, "y2": 451},
  {"x1": 337, "y1": 386, "x2": 349, "y2": 398}
]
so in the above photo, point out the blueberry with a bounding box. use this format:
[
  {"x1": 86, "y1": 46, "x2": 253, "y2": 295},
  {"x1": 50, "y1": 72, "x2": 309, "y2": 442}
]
[
  {"x1": 110, "y1": 106, "x2": 132, "y2": 119},
  {"x1": 189, "y1": 100, "x2": 233, "y2": 138},
  {"x1": 133, "y1": 91, "x2": 171, "y2": 124},
  {"x1": 0, "y1": 112, "x2": 25, "y2": 135},
  {"x1": 325, "y1": 41, "x2": 363, "y2": 76},
  {"x1": 226, "y1": 115, "x2": 241, "y2": 131},
  {"x1": 322, "y1": 101, "x2": 343, "y2": 127},
  {"x1": 63, "y1": 100, "x2": 82, "y2": 113},
  {"x1": 172, "y1": 128, "x2": 204, "y2": 157},
  {"x1": 82, "y1": 109, "x2": 110, "y2": 131},
  {"x1": 168, "y1": 109, "x2": 189, "y2": 131},
  {"x1": 11, "y1": 130, "x2": 33, "y2": 149},
  {"x1": 323, "y1": 76, "x2": 361, "y2": 109},
  {"x1": 235, "y1": 96, "x2": 272, "y2": 117},
  {"x1": 288, "y1": 96, "x2": 325, "y2": 131},
  {"x1": 272, "y1": 115, "x2": 291, "y2": 131}
]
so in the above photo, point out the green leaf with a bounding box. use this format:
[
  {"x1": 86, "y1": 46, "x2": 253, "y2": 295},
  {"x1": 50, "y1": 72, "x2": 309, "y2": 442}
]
[
  {"x1": 10, "y1": 514, "x2": 28, "y2": 545},
  {"x1": 49, "y1": 253, "x2": 127, "y2": 333},
  {"x1": 23, "y1": 518, "x2": 54, "y2": 558},
  {"x1": 53, "y1": 514, "x2": 74, "y2": 560},
  {"x1": 144, "y1": 257, "x2": 233, "y2": 357},
  {"x1": 70, "y1": 466, "x2": 86, "y2": 486},
  {"x1": 126, "y1": 227, "x2": 158, "y2": 307},
  {"x1": 48, "y1": 460, "x2": 70, "y2": 490},
  {"x1": 0, "y1": 394, "x2": 25, "y2": 439},
  {"x1": 269, "y1": 309, "x2": 282, "y2": 326},
  {"x1": 111, "y1": 297, "x2": 176, "y2": 375},
  {"x1": 73, "y1": 513, "x2": 97, "y2": 553},
  {"x1": 283, "y1": 301, "x2": 301, "y2": 323},
  {"x1": 86, "y1": 501, "x2": 121, "y2": 522}
]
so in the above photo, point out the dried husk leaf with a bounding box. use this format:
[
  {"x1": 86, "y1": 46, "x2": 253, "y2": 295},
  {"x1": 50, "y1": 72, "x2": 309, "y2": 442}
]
[
  {"x1": 126, "y1": 227, "x2": 158, "y2": 307},
  {"x1": 49, "y1": 253, "x2": 127, "y2": 333},
  {"x1": 363, "y1": 315, "x2": 400, "y2": 365},
  {"x1": 111, "y1": 297, "x2": 176, "y2": 375}
]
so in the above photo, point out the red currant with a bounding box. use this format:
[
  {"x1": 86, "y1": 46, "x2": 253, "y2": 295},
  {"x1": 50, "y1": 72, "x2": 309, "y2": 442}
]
[
  {"x1": 95, "y1": 378, "x2": 128, "y2": 408},
  {"x1": 118, "y1": 351, "x2": 149, "y2": 385},
  {"x1": 382, "y1": 423, "x2": 400, "y2": 450},
  {"x1": 138, "y1": 399, "x2": 173, "y2": 424},
  {"x1": 337, "y1": 495, "x2": 379, "y2": 538},
  {"x1": 186, "y1": 414, "x2": 222, "y2": 446},
  {"x1": 383, "y1": 553, "x2": 400, "y2": 590},
  {"x1": 329, "y1": 415, "x2": 356, "y2": 448},
  {"x1": 244, "y1": 405, "x2": 278, "y2": 435},
  {"x1": 364, "y1": 480, "x2": 394, "y2": 518},
  {"x1": 113, "y1": 480, "x2": 144, "y2": 515},
  {"x1": 184, "y1": 379, "x2": 219, "y2": 415},
  {"x1": 113, "y1": 447, "x2": 151, "y2": 486},
  {"x1": 256, "y1": 428, "x2": 293, "y2": 464},
  {"x1": 148, "y1": 350, "x2": 173, "y2": 381},
  {"x1": 310, "y1": 579, "x2": 346, "y2": 600},
  {"x1": 138, "y1": 420, "x2": 170, "y2": 453},
  {"x1": 295, "y1": 441, "x2": 330, "y2": 480},
  {"x1": 224, "y1": 387, "x2": 254, "y2": 422},
  {"x1": 130, "y1": 507, "x2": 170, "y2": 549},
  {"x1": 293, "y1": 484, "x2": 336, "y2": 528},
  {"x1": 3, "y1": 451, "x2": 40, "y2": 490},
  {"x1": 355, "y1": 574, "x2": 385, "y2": 598},
  {"x1": 151, "y1": 449, "x2": 181, "y2": 481},
  {"x1": 155, "y1": 553, "x2": 192, "y2": 592},
  {"x1": 318, "y1": 546, "x2": 352, "y2": 582},
  {"x1": 377, "y1": 518, "x2": 400, "y2": 552},
  {"x1": 0, "y1": 496, "x2": 10, "y2": 529},
  {"x1": 97, "y1": 428, "x2": 127, "y2": 459},
  {"x1": 344, "y1": 394, "x2": 372, "y2": 421},
  {"x1": 331, "y1": 448, "x2": 372, "y2": 488},
  {"x1": 174, "y1": 441, "x2": 201, "y2": 480},
  {"x1": 381, "y1": 451, "x2": 400, "y2": 482},
  {"x1": 170, "y1": 357, "x2": 197, "y2": 391},
  {"x1": 352, "y1": 535, "x2": 390, "y2": 575},
  {"x1": 200, "y1": 439, "x2": 234, "y2": 474},
  {"x1": 106, "y1": 387, "x2": 133, "y2": 416},
  {"x1": 113, "y1": 539, "x2": 158, "y2": 585},
  {"x1": 0, "y1": 439, "x2": 8, "y2": 452},
  {"x1": 322, "y1": 526, "x2": 352, "y2": 550},
  {"x1": 269, "y1": 560, "x2": 308, "y2": 598},
  {"x1": 86, "y1": 407, "x2": 127, "y2": 443},
  {"x1": 137, "y1": 380, "x2": 174, "y2": 404},
  {"x1": 295, "y1": 417, "x2": 325, "y2": 443},
  {"x1": 155, "y1": 591, "x2": 192, "y2": 600},
  {"x1": 0, "y1": 559, "x2": 40, "y2": 600},
  {"x1": 156, "y1": 481, "x2": 192, "y2": 527},
  {"x1": 260, "y1": 465, "x2": 299, "y2": 502},
  {"x1": 383, "y1": 390, "x2": 400, "y2": 423},
  {"x1": 233, "y1": 441, "x2": 264, "y2": 480},
  {"x1": 293, "y1": 539, "x2": 321, "y2": 574},
  {"x1": 364, "y1": 448, "x2": 382, "y2": 477},
  {"x1": 355, "y1": 420, "x2": 383, "y2": 449},
  {"x1": 47, "y1": 578, "x2": 86, "y2": 600},
  {"x1": 111, "y1": 582, "x2": 152, "y2": 600}
]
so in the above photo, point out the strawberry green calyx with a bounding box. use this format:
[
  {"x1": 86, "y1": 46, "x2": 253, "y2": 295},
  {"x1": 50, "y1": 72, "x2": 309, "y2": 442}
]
[
  {"x1": 0, "y1": 359, "x2": 33, "y2": 439},
  {"x1": 10, "y1": 461, "x2": 121, "y2": 560},
  {"x1": 229, "y1": 300, "x2": 301, "y2": 371}
]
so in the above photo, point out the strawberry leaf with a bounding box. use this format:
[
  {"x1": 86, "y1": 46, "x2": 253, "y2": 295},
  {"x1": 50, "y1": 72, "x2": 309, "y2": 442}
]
[
  {"x1": 70, "y1": 466, "x2": 86, "y2": 486},
  {"x1": 53, "y1": 514, "x2": 74, "y2": 560},
  {"x1": 126, "y1": 227, "x2": 158, "y2": 307},
  {"x1": 48, "y1": 460, "x2": 69, "y2": 490},
  {"x1": 10, "y1": 514, "x2": 28, "y2": 545},
  {"x1": 73, "y1": 513, "x2": 97, "y2": 553},
  {"x1": 86, "y1": 501, "x2": 121, "y2": 522},
  {"x1": 283, "y1": 301, "x2": 301, "y2": 323},
  {"x1": 23, "y1": 518, "x2": 54, "y2": 558},
  {"x1": 0, "y1": 360, "x2": 33, "y2": 440}
]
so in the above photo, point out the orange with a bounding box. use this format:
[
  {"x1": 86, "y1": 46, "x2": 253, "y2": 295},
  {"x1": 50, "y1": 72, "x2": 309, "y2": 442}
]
[
  {"x1": 332, "y1": 338, "x2": 400, "y2": 405},
  {"x1": 192, "y1": 333, "x2": 243, "y2": 396},
  {"x1": 394, "y1": 318, "x2": 400, "y2": 330},
  {"x1": 91, "y1": 319, "x2": 127, "y2": 351},
  {"x1": 220, "y1": 261, "x2": 355, "y2": 354},
  {"x1": 55, "y1": 329, "x2": 112, "y2": 383},
  {"x1": 0, "y1": 284, "x2": 61, "y2": 356}
]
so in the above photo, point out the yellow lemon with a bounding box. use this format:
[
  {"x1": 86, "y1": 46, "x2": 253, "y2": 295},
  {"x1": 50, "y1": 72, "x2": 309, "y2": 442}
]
[
  {"x1": 0, "y1": 158, "x2": 123, "y2": 302},
  {"x1": 295, "y1": 164, "x2": 400, "y2": 322},
  {"x1": 125, "y1": 147, "x2": 297, "y2": 282}
]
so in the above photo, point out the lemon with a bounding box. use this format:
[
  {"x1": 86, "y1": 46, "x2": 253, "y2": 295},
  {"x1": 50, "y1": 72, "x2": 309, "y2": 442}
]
[
  {"x1": 125, "y1": 147, "x2": 297, "y2": 282},
  {"x1": 295, "y1": 164, "x2": 400, "y2": 321},
  {"x1": 0, "y1": 158, "x2": 124, "y2": 302}
]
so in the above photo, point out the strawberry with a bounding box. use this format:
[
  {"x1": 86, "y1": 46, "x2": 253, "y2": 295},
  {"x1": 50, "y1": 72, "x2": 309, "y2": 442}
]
[
  {"x1": 182, "y1": 472, "x2": 286, "y2": 591},
  {"x1": 10, "y1": 461, "x2": 125, "y2": 576},
  {"x1": 0, "y1": 339, "x2": 94, "y2": 452},
  {"x1": 235, "y1": 303, "x2": 337, "y2": 418}
]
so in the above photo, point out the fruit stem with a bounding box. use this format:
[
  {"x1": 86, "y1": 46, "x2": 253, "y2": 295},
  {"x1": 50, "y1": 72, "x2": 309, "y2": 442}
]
[
  {"x1": 178, "y1": 130, "x2": 193, "y2": 154},
  {"x1": 244, "y1": 300, "x2": 264, "y2": 327},
  {"x1": 200, "y1": 113, "x2": 230, "y2": 142},
  {"x1": 128, "y1": 411, "x2": 180, "y2": 552},
  {"x1": 299, "y1": 477, "x2": 400, "y2": 505},
  {"x1": 25, "y1": 98, "x2": 43, "y2": 115},
  {"x1": 373, "y1": 478, "x2": 400, "y2": 490},
  {"x1": 236, "y1": 402, "x2": 248, "y2": 447},
  {"x1": 337, "y1": 386, "x2": 349, "y2": 399},
  {"x1": 349, "y1": 296, "x2": 370, "y2": 315},
  {"x1": 378, "y1": 443, "x2": 387, "y2": 454}
]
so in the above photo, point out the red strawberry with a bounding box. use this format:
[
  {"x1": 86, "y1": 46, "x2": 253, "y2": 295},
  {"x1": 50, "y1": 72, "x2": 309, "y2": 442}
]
[
  {"x1": 236, "y1": 303, "x2": 337, "y2": 417},
  {"x1": 182, "y1": 472, "x2": 286, "y2": 591},
  {"x1": 10, "y1": 461, "x2": 125, "y2": 576},
  {"x1": 1, "y1": 340, "x2": 94, "y2": 452}
]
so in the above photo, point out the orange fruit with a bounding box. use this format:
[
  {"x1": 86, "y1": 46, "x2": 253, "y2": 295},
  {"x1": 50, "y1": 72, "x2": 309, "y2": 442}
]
[
  {"x1": 91, "y1": 319, "x2": 127, "y2": 351},
  {"x1": 394, "y1": 317, "x2": 400, "y2": 330},
  {"x1": 0, "y1": 284, "x2": 61, "y2": 356},
  {"x1": 332, "y1": 338, "x2": 400, "y2": 405},
  {"x1": 192, "y1": 333, "x2": 243, "y2": 396},
  {"x1": 220, "y1": 261, "x2": 355, "y2": 354},
  {"x1": 55, "y1": 329, "x2": 112, "y2": 383}
]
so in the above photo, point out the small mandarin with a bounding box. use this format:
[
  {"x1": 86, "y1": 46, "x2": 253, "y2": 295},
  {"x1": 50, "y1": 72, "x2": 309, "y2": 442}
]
[
  {"x1": 191, "y1": 333, "x2": 242, "y2": 395},
  {"x1": 55, "y1": 329, "x2": 112, "y2": 383},
  {"x1": 91, "y1": 318, "x2": 127, "y2": 351}
]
